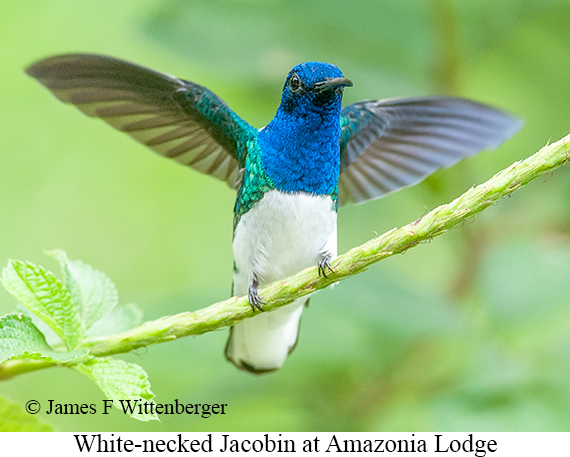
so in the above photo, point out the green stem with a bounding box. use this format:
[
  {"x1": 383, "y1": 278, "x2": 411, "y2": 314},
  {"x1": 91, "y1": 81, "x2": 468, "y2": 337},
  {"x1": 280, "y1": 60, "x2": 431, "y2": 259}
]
[
  {"x1": 0, "y1": 359, "x2": 57, "y2": 380},
  {"x1": 1, "y1": 134, "x2": 569, "y2": 380}
]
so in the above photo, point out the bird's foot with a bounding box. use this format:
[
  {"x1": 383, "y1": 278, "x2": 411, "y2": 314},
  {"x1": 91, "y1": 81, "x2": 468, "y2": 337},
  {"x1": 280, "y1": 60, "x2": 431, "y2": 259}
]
[
  {"x1": 248, "y1": 278, "x2": 265, "y2": 312},
  {"x1": 318, "y1": 253, "x2": 334, "y2": 278}
]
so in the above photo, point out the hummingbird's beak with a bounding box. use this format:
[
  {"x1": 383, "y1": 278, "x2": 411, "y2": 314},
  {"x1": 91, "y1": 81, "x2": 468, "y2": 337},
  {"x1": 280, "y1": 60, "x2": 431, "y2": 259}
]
[{"x1": 314, "y1": 77, "x2": 354, "y2": 92}]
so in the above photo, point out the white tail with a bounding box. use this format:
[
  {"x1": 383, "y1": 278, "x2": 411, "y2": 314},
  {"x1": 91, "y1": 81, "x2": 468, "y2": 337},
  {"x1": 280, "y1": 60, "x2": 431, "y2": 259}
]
[{"x1": 225, "y1": 299, "x2": 305, "y2": 373}]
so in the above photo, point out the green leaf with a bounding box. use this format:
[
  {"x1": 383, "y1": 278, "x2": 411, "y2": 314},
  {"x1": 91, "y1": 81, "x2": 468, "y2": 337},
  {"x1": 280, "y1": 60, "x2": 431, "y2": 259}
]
[
  {"x1": 75, "y1": 358, "x2": 158, "y2": 422},
  {"x1": 1, "y1": 259, "x2": 84, "y2": 350},
  {"x1": 0, "y1": 395, "x2": 54, "y2": 431},
  {"x1": 17, "y1": 304, "x2": 63, "y2": 348},
  {"x1": 86, "y1": 303, "x2": 143, "y2": 337},
  {"x1": 0, "y1": 314, "x2": 88, "y2": 363},
  {"x1": 46, "y1": 250, "x2": 119, "y2": 330}
]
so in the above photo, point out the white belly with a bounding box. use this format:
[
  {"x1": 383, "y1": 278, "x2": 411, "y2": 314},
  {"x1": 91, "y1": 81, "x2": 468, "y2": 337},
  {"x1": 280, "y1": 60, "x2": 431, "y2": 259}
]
[
  {"x1": 233, "y1": 189, "x2": 337, "y2": 291},
  {"x1": 226, "y1": 189, "x2": 337, "y2": 372}
]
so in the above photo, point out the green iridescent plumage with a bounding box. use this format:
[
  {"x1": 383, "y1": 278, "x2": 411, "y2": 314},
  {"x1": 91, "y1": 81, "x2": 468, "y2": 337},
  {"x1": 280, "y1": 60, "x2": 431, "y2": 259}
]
[{"x1": 233, "y1": 137, "x2": 275, "y2": 228}]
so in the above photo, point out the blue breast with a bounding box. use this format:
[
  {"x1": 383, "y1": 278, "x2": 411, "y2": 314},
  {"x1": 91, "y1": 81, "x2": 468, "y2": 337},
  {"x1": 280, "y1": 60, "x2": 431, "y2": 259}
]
[{"x1": 258, "y1": 109, "x2": 341, "y2": 197}]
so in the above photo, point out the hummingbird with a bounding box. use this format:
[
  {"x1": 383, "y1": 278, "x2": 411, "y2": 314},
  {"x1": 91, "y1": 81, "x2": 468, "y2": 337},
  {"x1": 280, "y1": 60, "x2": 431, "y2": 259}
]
[{"x1": 26, "y1": 54, "x2": 521, "y2": 374}]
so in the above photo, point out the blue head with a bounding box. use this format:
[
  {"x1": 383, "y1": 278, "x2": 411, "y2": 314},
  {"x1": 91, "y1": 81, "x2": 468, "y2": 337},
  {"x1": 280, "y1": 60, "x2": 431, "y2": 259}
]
[
  {"x1": 279, "y1": 61, "x2": 353, "y2": 116},
  {"x1": 257, "y1": 62, "x2": 352, "y2": 198}
]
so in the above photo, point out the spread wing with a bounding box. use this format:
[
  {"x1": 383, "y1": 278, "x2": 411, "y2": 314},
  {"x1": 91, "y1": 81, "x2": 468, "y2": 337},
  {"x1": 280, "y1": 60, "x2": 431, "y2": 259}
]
[
  {"x1": 26, "y1": 54, "x2": 257, "y2": 188},
  {"x1": 338, "y1": 96, "x2": 523, "y2": 205}
]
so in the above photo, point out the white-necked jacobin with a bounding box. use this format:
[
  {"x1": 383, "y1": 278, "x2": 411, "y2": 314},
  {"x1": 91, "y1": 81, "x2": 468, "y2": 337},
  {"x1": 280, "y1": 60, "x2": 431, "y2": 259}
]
[{"x1": 26, "y1": 55, "x2": 522, "y2": 374}]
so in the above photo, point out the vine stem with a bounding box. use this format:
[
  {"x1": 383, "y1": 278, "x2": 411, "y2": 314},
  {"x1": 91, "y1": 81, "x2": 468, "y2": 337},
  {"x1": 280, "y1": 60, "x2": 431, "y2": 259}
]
[{"x1": 1, "y1": 134, "x2": 569, "y2": 380}]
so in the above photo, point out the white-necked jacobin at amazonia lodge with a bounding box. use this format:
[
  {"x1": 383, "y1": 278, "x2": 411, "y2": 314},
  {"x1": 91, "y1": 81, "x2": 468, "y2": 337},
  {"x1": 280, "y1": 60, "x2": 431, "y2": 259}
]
[{"x1": 26, "y1": 54, "x2": 522, "y2": 374}]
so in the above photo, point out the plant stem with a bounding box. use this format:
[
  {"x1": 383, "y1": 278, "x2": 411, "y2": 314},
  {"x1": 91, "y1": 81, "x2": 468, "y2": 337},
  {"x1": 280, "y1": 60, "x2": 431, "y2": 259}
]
[
  {"x1": 0, "y1": 359, "x2": 57, "y2": 380},
  {"x1": 1, "y1": 134, "x2": 569, "y2": 380}
]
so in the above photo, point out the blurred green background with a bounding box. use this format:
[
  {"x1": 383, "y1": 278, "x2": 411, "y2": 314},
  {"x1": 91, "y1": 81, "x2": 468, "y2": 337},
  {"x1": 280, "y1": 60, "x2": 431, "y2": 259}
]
[{"x1": 2, "y1": 0, "x2": 570, "y2": 432}]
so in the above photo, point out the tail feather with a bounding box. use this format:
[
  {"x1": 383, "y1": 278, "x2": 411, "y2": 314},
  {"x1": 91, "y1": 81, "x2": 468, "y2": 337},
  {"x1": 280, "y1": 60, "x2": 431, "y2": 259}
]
[{"x1": 225, "y1": 299, "x2": 305, "y2": 373}]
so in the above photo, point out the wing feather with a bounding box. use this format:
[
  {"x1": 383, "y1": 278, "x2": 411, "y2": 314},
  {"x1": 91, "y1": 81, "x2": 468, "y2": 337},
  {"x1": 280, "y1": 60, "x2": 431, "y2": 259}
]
[
  {"x1": 339, "y1": 96, "x2": 523, "y2": 205},
  {"x1": 26, "y1": 54, "x2": 257, "y2": 188}
]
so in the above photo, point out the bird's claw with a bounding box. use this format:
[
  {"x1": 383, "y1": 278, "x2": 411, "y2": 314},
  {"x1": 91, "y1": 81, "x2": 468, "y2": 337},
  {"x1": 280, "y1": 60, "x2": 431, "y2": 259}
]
[
  {"x1": 248, "y1": 279, "x2": 265, "y2": 312},
  {"x1": 318, "y1": 253, "x2": 334, "y2": 278}
]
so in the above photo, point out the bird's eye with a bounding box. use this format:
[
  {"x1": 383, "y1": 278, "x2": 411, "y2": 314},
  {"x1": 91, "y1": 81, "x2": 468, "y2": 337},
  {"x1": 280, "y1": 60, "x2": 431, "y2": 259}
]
[{"x1": 289, "y1": 73, "x2": 301, "y2": 92}]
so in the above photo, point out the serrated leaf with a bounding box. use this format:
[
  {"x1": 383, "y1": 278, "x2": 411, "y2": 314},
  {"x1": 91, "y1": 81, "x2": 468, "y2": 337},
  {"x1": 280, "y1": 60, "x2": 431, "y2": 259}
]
[
  {"x1": 0, "y1": 395, "x2": 54, "y2": 432},
  {"x1": 17, "y1": 304, "x2": 62, "y2": 348},
  {"x1": 46, "y1": 250, "x2": 119, "y2": 330},
  {"x1": 0, "y1": 314, "x2": 88, "y2": 363},
  {"x1": 75, "y1": 358, "x2": 158, "y2": 422},
  {"x1": 1, "y1": 260, "x2": 84, "y2": 350},
  {"x1": 86, "y1": 303, "x2": 143, "y2": 337}
]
